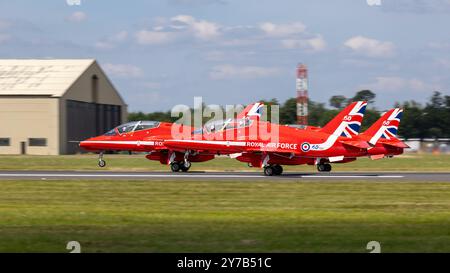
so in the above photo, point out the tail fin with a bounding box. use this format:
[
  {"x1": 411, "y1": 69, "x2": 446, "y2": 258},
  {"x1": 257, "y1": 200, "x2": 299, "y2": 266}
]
[
  {"x1": 237, "y1": 102, "x2": 264, "y2": 120},
  {"x1": 320, "y1": 101, "x2": 367, "y2": 138},
  {"x1": 362, "y1": 108, "x2": 403, "y2": 145}
]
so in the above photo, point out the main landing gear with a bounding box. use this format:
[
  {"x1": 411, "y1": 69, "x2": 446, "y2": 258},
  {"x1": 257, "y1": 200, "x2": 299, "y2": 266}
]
[
  {"x1": 98, "y1": 152, "x2": 106, "y2": 168},
  {"x1": 263, "y1": 165, "x2": 283, "y2": 176},
  {"x1": 170, "y1": 161, "x2": 191, "y2": 172},
  {"x1": 317, "y1": 163, "x2": 332, "y2": 172}
]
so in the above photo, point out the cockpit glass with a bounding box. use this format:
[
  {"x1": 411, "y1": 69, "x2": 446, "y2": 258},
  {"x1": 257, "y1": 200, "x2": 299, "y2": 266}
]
[
  {"x1": 104, "y1": 129, "x2": 117, "y2": 136},
  {"x1": 204, "y1": 118, "x2": 253, "y2": 133},
  {"x1": 117, "y1": 122, "x2": 137, "y2": 134},
  {"x1": 105, "y1": 121, "x2": 160, "y2": 135},
  {"x1": 134, "y1": 121, "x2": 160, "y2": 131}
]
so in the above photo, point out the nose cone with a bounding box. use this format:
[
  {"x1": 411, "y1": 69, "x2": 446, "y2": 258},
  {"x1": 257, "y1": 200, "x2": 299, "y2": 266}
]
[{"x1": 79, "y1": 137, "x2": 100, "y2": 151}]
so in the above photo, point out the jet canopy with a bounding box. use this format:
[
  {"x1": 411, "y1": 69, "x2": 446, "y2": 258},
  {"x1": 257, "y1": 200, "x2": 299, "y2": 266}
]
[
  {"x1": 202, "y1": 118, "x2": 253, "y2": 133},
  {"x1": 104, "y1": 121, "x2": 160, "y2": 135}
]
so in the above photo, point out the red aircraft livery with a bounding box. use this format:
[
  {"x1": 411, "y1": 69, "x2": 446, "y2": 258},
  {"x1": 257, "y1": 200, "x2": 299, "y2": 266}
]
[
  {"x1": 80, "y1": 101, "x2": 408, "y2": 176},
  {"x1": 79, "y1": 104, "x2": 264, "y2": 172}
]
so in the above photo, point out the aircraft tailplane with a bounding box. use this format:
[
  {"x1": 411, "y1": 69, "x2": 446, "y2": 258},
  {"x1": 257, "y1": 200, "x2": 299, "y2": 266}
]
[
  {"x1": 319, "y1": 101, "x2": 367, "y2": 138},
  {"x1": 362, "y1": 108, "x2": 404, "y2": 145}
]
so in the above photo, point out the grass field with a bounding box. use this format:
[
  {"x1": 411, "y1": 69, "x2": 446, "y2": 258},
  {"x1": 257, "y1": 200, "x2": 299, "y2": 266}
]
[
  {"x1": 0, "y1": 153, "x2": 449, "y2": 172},
  {"x1": 1, "y1": 179, "x2": 450, "y2": 253}
]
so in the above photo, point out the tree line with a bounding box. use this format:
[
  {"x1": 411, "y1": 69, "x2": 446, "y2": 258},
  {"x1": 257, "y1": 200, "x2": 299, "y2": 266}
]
[{"x1": 128, "y1": 90, "x2": 450, "y2": 139}]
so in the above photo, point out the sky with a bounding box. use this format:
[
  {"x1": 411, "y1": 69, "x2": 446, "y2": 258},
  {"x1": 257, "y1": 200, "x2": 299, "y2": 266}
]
[{"x1": 0, "y1": 0, "x2": 449, "y2": 112}]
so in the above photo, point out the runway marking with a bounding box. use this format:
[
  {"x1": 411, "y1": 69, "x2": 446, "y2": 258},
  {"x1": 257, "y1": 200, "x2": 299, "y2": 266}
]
[
  {"x1": 0, "y1": 173, "x2": 404, "y2": 179},
  {"x1": 0, "y1": 173, "x2": 260, "y2": 178},
  {"x1": 302, "y1": 175, "x2": 404, "y2": 178}
]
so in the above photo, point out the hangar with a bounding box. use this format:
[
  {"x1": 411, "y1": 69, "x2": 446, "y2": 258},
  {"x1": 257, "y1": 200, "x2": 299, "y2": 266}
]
[{"x1": 0, "y1": 59, "x2": 127, "y2": 155}]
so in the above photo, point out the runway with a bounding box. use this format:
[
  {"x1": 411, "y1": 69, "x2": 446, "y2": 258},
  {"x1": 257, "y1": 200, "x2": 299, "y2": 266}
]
[{"x1": 0, "y1": 171, "x2": 448, "y2": 181}]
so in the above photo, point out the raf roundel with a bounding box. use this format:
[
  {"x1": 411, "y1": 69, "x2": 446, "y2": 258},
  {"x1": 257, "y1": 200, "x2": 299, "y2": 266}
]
[{"x1": 301, "y1": 142, "x2": 311, "y2": 152}]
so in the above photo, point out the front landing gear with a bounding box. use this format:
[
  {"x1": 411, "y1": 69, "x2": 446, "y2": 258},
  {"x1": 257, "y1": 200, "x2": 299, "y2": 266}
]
[
  {"x1": 263, "y1": 165, "x2": 283, "y2": 176},
  {"x1": 98, "y1": 152, "x2": 106, "y2": 168},
  {"x1": 317, "y1": 163, "x2": 332, "y2": 172}
]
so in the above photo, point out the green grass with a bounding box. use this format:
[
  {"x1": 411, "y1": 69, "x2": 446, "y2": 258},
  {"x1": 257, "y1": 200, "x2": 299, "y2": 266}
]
[
  {"x1": 0, "y1": 153, "x2": 449, "y2": 172},
  {"x1": 1, "y1": 180, "x2": 450, "y2": 253}
]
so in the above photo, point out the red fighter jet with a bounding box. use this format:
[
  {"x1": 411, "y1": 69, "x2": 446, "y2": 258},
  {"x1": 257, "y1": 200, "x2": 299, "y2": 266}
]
[
  {"x1": 163, "y1": 101, "x2": 371, "y2": 176},
  {"x1": 79, "y1": 104, "x2": 263, "y2": 172}
]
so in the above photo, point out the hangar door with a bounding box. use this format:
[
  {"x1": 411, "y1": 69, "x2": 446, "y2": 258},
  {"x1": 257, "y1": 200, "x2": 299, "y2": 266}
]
[{"x1": 66, "y1": 100, "x2": 122, "y2": 154}]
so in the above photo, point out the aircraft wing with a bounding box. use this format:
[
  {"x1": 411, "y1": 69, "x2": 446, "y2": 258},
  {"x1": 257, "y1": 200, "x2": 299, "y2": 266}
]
[
  {"x1": 245, "y1": 146, "x2": 302, "y2": 155},
  {"x1": 164, "y1": 139, "x2": 304, "y2": 155},
  {"x1": 163, "y1": 139, "x2": 246, "y2": 153}
]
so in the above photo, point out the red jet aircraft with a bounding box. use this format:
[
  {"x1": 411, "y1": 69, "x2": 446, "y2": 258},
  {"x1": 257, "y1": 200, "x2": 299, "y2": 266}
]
[
  {"x1": 163, "y1": 101, "x2": 371, "y2": 175},
  {"x1": 80, "y1": 101, "x2": 407, "y2": 176},
  {"x1": 79, "y1": 104, "x2": 263, "y2": 172}
]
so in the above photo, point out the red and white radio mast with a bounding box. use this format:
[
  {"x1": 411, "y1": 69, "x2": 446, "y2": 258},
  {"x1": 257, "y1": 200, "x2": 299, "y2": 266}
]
[{"x1": 296, "y1": 63, "x2": 308, "y2": 125}]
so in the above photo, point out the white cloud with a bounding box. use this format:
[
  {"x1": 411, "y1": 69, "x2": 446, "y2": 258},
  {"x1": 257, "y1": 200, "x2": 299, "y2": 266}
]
[
  {"x1": 66, "y1": 11, "x2": 87, "y2": 23},
  {"x1": 135, "y1": 30, "x2": 175, "y2": 45},
  {"x1": 171, "y1": 15, "x2": 220, "y2": 40},
  {"x1": 103, "y1": 63, "x2": 144, "y2": 78},
  {"x1": 95, "y1": 41, "x2": 115, "y2": 50},
  {"x1": 281, "y1": 35, "x2": 326, "y2": 51},
  {"x1": 359, "y1": 76, "x2": 437, "y2": 92},
  {"x1": 135, "y1": 15, "x2": 220, "y2": 45},
  {"x1": 95, "y1": 31, "x2": 128, "y2": 49},
  {"x1": 344, "y1": 36, "x2": 395, "y2": 57},
  {"x1": 209, "y1": 64, "x2": 280, "y2": 80},
  {"x1": 111, "y1": 31, "x2": 128, "y2": 42},
  {"x1": 260, "y1": 22, "x2": 306, "y2": 37}
]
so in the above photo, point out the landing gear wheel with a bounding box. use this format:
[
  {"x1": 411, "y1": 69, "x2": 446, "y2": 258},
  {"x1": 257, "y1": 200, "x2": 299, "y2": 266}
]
[
  {"x1": 98, "y1": 159, "x2": 106, "y2": 168},
  {"x1": 170, "y1": 162, "x2": 181, "y2": 172},
  {"x1": 317, "y1": 164, "x2": 331, "y2": 172},
  {"x1": 317, "y1": 164, "x2": 326, "y2": 172},
  {"x1": 183, "y1": 161, "x2": 192, "y2": 169},
  {"x1": 180, "y1": 162, "x2": 191, "y2": 172},
  {"x1": 264, "y1": 166, "x2": 274, "y2": 176},
  {"x1": 273, "y1": 165, "x2": 283, "y2": 175}
]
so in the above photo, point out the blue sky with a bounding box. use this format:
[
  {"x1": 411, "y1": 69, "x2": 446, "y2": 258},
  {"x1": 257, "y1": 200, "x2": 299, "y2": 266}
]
[{"x1": 0, "y1": 0, "x2": 449, "y2": 111}]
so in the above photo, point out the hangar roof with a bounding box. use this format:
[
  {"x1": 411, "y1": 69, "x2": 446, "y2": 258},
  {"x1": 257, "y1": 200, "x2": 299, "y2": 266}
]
[{"x1": 0, "y1": 59, "x2": 96, "y2": 97}]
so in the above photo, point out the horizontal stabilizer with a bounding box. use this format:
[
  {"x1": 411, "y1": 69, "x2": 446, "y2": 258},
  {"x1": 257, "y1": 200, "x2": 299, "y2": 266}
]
[
  {"x1": 370, "y1": 154, "x2": 385, "y2": 160},
  {"x1": 229, "y1": 153, "x2": 242, "y2": 159},
  {"x1": 382, "y1": 140, "x2": 409, "y2": 148},
  {"x1": 328, "y1": 156, "x2": 344, "y2": 162},
  {"x1": 340, "y1": 140, "x2": 370, "y2": 149}
]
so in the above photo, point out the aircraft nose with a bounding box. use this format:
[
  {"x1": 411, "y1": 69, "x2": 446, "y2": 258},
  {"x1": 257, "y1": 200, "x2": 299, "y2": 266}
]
[
  {"x1": 79, "y1": 140, "x2": 88, "y2": 148},
  {"x1": 79, "y1": 137, "x2": 96, "y2": 149}
]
